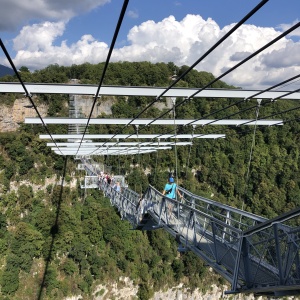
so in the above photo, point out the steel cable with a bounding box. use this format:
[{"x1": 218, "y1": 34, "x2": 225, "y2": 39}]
[
  {"x1": 0, "y1": 39, "x2": 64, "y2": 156},
  {"x1": 75, "y1": 0, "x2": 129, "y2": 156},
  {"x1": 92, "y1": 0, "x2": 269, "y2": 155}
]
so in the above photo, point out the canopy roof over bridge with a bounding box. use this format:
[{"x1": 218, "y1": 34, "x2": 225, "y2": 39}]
[
  {"x1": 26, "y1": 117, "x2": 283, "y2": 126},
  {"x1": 1, "y1": 83, "x2": 300, "y2": 100},
  {"x1": 27, "y1": 115, "x2": 282, "y2": 156},
  {"x1": 0, "y1": 0, "x2": 298, "y2": 157}
]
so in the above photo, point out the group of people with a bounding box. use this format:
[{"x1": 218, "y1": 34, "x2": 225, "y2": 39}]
[
  {"x1": 95, "y1": 167, "x2": 184, "y2": 224},
  {"x1": 98, "y1": 170, "x2": 183, "y2": 201},
  {"x1": 98, "y1": 171, "x2": 121, "y2": 192}
]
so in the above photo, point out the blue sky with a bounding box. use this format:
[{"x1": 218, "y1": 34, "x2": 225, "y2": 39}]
[{"x1": 0, "y1": 0, "x2": 300, "y2": 89}]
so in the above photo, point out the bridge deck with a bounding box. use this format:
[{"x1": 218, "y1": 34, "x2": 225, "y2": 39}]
[{"x1": 83, "y1": 159, "x2": 300, "y2": 297}]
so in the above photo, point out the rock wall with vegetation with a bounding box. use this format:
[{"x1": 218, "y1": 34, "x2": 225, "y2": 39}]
[{"x1": 0, "y1": 62, "x2": 299, "y2": 299}]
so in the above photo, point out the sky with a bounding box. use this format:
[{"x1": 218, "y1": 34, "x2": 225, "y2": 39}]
[{"x1": 0, "y1": 0, "x2": 300, "y2": 90}]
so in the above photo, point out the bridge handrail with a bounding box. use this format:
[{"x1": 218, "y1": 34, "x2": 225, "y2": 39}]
[
  {"x1": 145, "y1": 184, "x2": 243, "y2": 235},
  {"x1": 178, "y1": 186, "x2": 267, "y2": 231},
  {"x1": 82, "y1": 160, "x2": 300, "y2": 296},
  {"x1": 243, "y1": 205, "x2": 300, "y2": 235},
  {"x1": 179, "y1": 186, "x2": 267, "y2": 222},
  {"x1": 83, "y1": 158, "x2": 264, "y2": 231}
]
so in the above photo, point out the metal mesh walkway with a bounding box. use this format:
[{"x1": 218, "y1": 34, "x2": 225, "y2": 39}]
[{"x1": 83, "y1": 159, "x2": 300, "y2": 297}]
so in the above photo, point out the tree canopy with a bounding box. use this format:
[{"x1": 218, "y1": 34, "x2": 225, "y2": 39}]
[{"x1": 0, "y1": 61, "x2": 299, "y2": 299}]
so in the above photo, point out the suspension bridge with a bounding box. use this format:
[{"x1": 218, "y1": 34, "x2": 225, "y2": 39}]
[
  {"x1": 1, "y1": 0, "x2": 300, "y2": 297},
  {"x1": 78, "y1": 157, "x2": 300, "y2": 298},
  {"x1": 1, "y1": 59, "x2": 300, "y2": 300}
]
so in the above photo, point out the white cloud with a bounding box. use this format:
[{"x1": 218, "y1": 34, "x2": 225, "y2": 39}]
[
  {"x1": 127, "y1": 10, "x2": 139, "y2": 19},
  {"x1": 122, "y1": 15, "x2": 300, "y2": 89},
  {"x1": 261, "y1": 41, "x2": 300, "y2": 68},
  {"x1": 13, "y1": 22, "x2": 66, "y2": 52},
  {"x1": 11, "y1": 22, "x2": 108, "y2": 70},
  {"x1": 126, "y1": 15, "x2": 212, "y2": 63},
  {"x1": 277, "y1": 19, "x2": 300, "y2": 37},
  {"x1": 3, "y1": 14, "x2": 300, "y2": 89},
  {"x1": 0, "y1": 0, "x2": 110, "y2": 31}
]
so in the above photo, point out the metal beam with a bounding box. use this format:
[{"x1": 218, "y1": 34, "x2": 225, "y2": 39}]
[
  {"x1": 51, "y1": 146, "x2": 172, "y2": 151},
  {"x1": 40, "y1": 134, "x2": 226, "y2": 139},
  {"x1": 54, "y1": 148, "x2": 158, "y2": 155},
  {"x1": 26, "y1": 117, "x2": 283, "y2": 126},
  {"x1": 2, "y1": 83, "x2": 300, "y2": 100},
  {"x1": 46, "y1": 142, "x2": 192, "y2": 146}
]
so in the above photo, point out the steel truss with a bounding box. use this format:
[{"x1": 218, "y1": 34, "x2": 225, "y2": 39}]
[
  {"x1": 1, "y1": 83, "x2": 300, "y2": 100},
  {"x1": 83, "y1": 159, "x2": 300, "y2": 297}
]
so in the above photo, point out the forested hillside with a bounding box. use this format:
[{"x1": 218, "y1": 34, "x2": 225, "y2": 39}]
[{"x1": 0, "y1": 61, "x2": 299, "y2": 299}]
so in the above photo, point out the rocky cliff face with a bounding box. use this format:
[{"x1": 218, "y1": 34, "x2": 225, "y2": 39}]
[
  {"x1": 0, "y1": 95, "x2": 113, "y2": 132},
  {"x1": 0, "y1": 97, "x2": 48, "y2": 132},
  {"x1": 0, "y1": 94, "x2": 173, "y2": 133},
  {"x1": 74, "y1": 95, "x2": 116, "y2": 117},
  {"x1": 65, "y1": 277, "x2": 269, "y2": 300}
]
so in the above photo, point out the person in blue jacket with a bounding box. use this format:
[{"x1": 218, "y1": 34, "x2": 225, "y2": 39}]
[
  {"x1": 162, "y1": 177, "x2": 183, "y2": 200},
  {"x1": 162, "y1": 177, "x2": 183, "y2": 217}
]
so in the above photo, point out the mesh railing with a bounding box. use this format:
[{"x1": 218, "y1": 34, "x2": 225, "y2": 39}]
[
  {"x1": 234, "y1": 208, "x2": 300, "y2": 294},
  {"x1": 82, "y1": 160, "x2": 300, "y2": 296}
]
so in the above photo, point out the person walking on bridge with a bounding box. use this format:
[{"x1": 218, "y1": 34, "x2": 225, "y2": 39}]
[
  {"x1": 162, "y1": 177, "x2": 183, "y2": 218},
  {"x1": 162, "y1": 177, "x2": 183, "y2": 200}
]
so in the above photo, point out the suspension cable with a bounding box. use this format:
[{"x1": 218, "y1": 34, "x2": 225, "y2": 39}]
[
  {"x1": 241, "y1": 99, "x2": 262, "y2": 212},
  {"x1": 273, "y1": 77, "x2": 300, "y2": 91},
  {"x1": 0, "y1": 39, "x2": 64, "y2": 156},
  {"x1": 272, "y1": 115, "x2": 300, "y2": 126},
  {"x1": 186, "y1": 125, "x2": 195, "y2": 178},
  {"x1": 246, "y1": 74, "x2": 300, "y2": 99},
  {"x1": 134, "y1": 125, "x2": 141, "y2": 167},
  {"x1": 117, "y1": 139, "x2": 121, "y2": 175},
  {"x1": 143, "y1": 21, "x2": 300, "y2": 130},
  {"x1": 106, "y1": 146, "x2": 110, "y2": 168},
  {"x1": 154, "y1": 138, "x2": 160, "y2": 184},
  {"x1": 134, "y1": 71, "x2": 300, "y2": 144},
  {"x1": 135, "y1": 125, "x2": 143, "y2": 194},
  {"x1": 89, "y1": 8, "x2": 300, "y2": 159},
  {"x1": 92, "y1": 0, "x2": 269, "y2": 154},
  {"x1": 76, "y1": 0, "x2": 129, "y2": 156},
  {"x1": 172, "y1": 97, "x2": 179, "y2": 189}
]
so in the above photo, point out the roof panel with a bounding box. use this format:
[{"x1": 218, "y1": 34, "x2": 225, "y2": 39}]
[
  {"x1": 40, "y1": 134, "x2": 225, "y2": 139},
  {"x1": 51, "y1": 146, "x2": 172, "y2": 151},
  {"x1": 47, "y1": 142, "x2": 192, "y2": 146},
  {"x1": 2, "y1": 83, "x2": 300, "y2": 100},
  {"x1": 26, "y1": 117, "x2": 283, "y2": 126},
  {"x1": 54, "y1": 149, "x2": 158, "y2": 156}
]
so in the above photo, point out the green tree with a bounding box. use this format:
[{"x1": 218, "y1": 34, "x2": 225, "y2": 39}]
[
  {"x1": 0, "y1": 212, "x2": 7, "y2": 238},
  {"x1": 19, "y1": 154, "x2": 34, "y2": 175},
  {"x1": 1, "y1": 266, "x2": 19, "y2": 295},
  {"x1": 18, "y1": 184, "x2": 34, "y2": 209},
  {"x1": 10, "y1": 222, "x2": 44, "y2": 271},
  {"x1": 44, "y1": 266, "x2": 58, "y2": 294},
  {"x1": 137, "y1": 283, "x2": 154, "y2": 300},
  {"x1": 61, "y1": 258, "x2": 78, "y2": 276}
]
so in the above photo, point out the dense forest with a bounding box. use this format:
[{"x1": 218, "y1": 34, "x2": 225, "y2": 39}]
[{"x1": 0, "y1": 61, "x2": 300, "y2": 299}]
